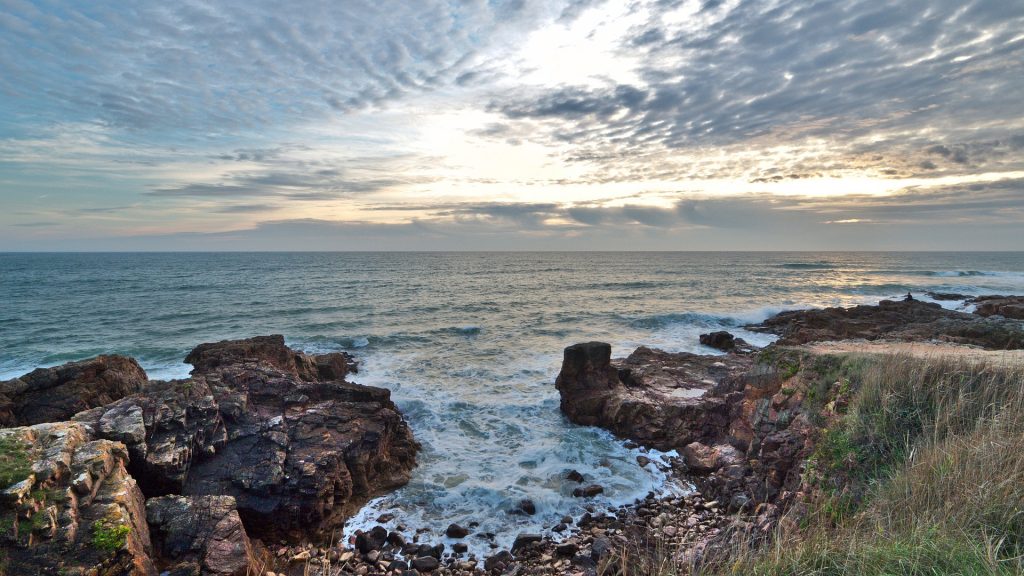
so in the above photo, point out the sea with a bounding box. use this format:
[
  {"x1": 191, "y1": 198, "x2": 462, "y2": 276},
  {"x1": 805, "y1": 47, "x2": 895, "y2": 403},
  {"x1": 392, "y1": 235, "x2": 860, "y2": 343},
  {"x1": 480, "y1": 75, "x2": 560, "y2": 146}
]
[{"x1": 2, "y1": 251, "x2": 1023, "y2": 553}]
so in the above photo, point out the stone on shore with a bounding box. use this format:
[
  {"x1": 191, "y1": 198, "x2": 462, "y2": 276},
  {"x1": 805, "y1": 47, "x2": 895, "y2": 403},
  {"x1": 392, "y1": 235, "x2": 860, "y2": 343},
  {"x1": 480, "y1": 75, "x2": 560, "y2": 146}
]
[{"x1": 556, "y1": 342, "x2": 762, "y2": 451}]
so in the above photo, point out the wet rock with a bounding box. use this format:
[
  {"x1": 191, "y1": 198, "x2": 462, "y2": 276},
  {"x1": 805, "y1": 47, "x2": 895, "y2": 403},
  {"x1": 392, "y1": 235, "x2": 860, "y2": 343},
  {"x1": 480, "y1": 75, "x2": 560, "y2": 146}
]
[
  {"x1": 556, "y1": 343, "x2": 759, "y2": 451},
  {"x1": 926, "y1": 291, "x2": 968, "y2": 301},
  {"x1": 184, "y1": 335, "x2": 356, "y2": 381},
  {"x1": 0, "y1": 355, "x2": 147, "y2": 427},
  {"x1": 699, "y1": 331, "x2": 738, "y2": 351},
  {"x1": 146, "y1": 495, "x2": 253, "y2": 576},
  {"x1": 445, "y1": 523, "x2": 469, "y2": 538},
  {"x1": 355, "y1": 526, "x2": 389, "y2": 553},
  {"x1": 518, "y1": 499, "x2": 537, "y2": 515},
  {"x1": 411, "y1": 555, "x2": 440, "y2": 571},
  {"x1": 387, "y1": 530, "x2": 407, "y2": 547},
  {"x1": 566, "y1": 470, "x2": 585, "y2": 483},
  {"x1": 484, "y1": 550, "x2": 513, "y2": 572},
  {"x1": 572, "y1": 484, "x2": 604, "y2": 498},
  {"x1": 511, "y1": 533, "x2": 542, "y2": 553}
]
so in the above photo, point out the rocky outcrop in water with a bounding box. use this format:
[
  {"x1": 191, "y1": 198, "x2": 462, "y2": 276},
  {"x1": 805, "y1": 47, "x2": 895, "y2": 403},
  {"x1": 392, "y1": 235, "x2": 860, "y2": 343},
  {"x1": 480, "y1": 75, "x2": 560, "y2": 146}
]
[
  {"x1": 556, "y1": 342, "x2": 764, "y2": 452},
  {"x1": 1, "y1": 335, "x2": 419, "y2": 575},
  {"x1": 73, "y1": 335, "x2": 419, "y2": 542},
  {"x1": 0, "y1": 355, "x2": 147, "y2": 427},
  {"x1": 555, "y1": 342, "x2": 817, "y2": 518},
  {"x1": 749, "y1": 298, "x2": 1024, "y2": 349},
  {"x1": 971, "y1": 295, "x2": 1024, "y2": 320}
]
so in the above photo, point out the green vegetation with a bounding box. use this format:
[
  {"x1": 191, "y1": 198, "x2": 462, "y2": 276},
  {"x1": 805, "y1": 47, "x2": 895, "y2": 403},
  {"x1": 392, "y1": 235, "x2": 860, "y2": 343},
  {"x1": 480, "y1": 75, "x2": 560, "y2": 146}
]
[
  {"x1": 603, "y1": 353, "x2": 1024, "y2": 575},
  {"x1": 0, "y1": 435, "x2": 31, "y2": 489},
  {"x1": 91, "y1": 518, "x2": 130, "y2": 553}
]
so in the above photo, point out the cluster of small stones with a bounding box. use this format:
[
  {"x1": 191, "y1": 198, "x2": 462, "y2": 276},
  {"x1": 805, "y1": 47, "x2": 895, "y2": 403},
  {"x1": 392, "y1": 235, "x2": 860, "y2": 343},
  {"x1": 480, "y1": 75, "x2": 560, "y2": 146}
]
[{"x1": 264, "y1": 467, "x2": 728, "y2": 576}]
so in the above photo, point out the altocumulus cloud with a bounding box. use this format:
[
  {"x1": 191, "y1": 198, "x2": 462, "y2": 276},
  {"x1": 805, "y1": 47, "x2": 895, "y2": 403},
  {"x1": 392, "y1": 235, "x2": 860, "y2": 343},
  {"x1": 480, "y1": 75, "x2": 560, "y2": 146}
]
[
  {"x1": 1, "y1": 0, "x2": 1023, "y2": 249},
  {"x1": 490, "y1": 0, "x2": 1024, "y2": 180},
  {"x1": 0, "y1": 0, "x2": 572, "y2": 134}
]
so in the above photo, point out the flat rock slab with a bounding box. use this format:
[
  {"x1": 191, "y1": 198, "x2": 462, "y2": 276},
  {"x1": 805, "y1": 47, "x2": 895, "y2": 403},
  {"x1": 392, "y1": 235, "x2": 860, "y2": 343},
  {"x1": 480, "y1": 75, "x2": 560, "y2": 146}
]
[{"x1": 749, "y1": 299, "x2": 1024, "y2": 349}]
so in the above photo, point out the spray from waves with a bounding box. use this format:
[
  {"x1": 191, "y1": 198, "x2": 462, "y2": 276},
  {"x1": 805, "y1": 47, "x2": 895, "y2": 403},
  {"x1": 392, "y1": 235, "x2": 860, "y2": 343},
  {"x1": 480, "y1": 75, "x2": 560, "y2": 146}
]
[{"x1": 621, "y1": 305, "x2": 799, "y2": 331}]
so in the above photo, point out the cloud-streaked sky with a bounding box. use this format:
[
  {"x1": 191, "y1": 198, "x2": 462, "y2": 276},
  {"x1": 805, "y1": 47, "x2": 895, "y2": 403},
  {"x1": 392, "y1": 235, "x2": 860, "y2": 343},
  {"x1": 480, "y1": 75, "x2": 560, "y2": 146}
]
[{"x1": 2, "y1": 0, "x2": 1023, "y2": 250}]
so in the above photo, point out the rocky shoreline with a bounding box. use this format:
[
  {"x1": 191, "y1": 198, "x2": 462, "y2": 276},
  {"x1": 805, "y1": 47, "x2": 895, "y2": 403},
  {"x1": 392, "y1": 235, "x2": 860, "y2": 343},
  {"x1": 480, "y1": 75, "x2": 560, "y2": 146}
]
[
  {"x1": 2, "y1": 296, "x2": 1022, "y2": 575},
  {"x1": 0, "y1": 336, "x2": 419, "y2": 575}
]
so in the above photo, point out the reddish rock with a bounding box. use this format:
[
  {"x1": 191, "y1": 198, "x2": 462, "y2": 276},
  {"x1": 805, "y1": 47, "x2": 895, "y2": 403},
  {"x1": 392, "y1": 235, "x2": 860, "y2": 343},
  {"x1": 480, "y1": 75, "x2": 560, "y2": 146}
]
[
  {"x1": 682, "y1": 442, "x2": 744, "y2": 473},
  {"x1": 0, "y1": 355, "x2": 147, "y2": 427},
  {"x1": 146, "y1": 495, "x2": 254, "y2": 576},
  {"x1": 556, "y1": 343, "x2": 761, "y2": 451},
  {"x1": 185, "y1": 335, "x2": 356, "y2": 381},
  {"x1": 699, "y1": 331, "x2": 742, "y2": 352}
]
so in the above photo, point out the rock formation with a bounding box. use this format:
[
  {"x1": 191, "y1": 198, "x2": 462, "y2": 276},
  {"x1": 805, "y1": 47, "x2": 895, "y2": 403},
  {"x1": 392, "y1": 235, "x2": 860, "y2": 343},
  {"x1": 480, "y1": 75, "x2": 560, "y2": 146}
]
[
  {"x1": 146, "y1": 495, "x2": 253, "y2": 576},
  {"x1": 72, "y1": 335, "x2": 419, "y2": 542},
  {"x1": 556, "y1": 342, "x2": 766, "y2": 451},
  {"x1": 555, "y1": 342, "x2": 815, "y2": 517},
  {"x1": 1, "y1": 335, "x2": 419, "y2": 575},
  {"x1": 749, "y1": 298, "x2": 1024, "y2": 348},
  {"x1": 971, "y1": 295, "x2": 1024, "y2": 320},
  {"x1": 0, "y1": 422, "x2": 156, "y2": 575},
  {"x1": 0, "y1": 355, "x2": 147, "y2": 427}
]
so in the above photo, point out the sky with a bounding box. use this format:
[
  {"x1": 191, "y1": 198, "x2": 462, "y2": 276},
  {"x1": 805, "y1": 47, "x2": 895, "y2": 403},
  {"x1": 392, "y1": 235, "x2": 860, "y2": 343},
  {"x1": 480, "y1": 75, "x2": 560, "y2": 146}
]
[{"x1": 1, "y1": 0, "x2": 1023, "y2": 250}]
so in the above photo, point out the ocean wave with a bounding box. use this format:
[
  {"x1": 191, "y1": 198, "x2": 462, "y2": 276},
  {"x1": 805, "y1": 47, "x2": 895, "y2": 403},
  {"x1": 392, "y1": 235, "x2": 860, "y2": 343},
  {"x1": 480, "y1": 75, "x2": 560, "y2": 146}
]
[
  {"x1": 624, "y1": 307, "x2": 786, "y2": 330},
  {"x1": 586, "y1": 280, "x2": 673, "y2": 290},
  {"x1": 779, "y1": 262, "x2": 837, "y2": 270},
  {"x1": 928, "y1": 270, "x2": 990, "y2": 277},
  {"x1": 868, "y1": 269, "x2": 1023, "y2": 278}
]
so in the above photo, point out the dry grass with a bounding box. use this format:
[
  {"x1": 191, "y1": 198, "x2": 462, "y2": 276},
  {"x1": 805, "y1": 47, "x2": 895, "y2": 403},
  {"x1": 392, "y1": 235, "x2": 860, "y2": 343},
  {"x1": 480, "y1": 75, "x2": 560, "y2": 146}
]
[{"x1": 604, "y1": 353, "x2": 1024, "y2": 576}]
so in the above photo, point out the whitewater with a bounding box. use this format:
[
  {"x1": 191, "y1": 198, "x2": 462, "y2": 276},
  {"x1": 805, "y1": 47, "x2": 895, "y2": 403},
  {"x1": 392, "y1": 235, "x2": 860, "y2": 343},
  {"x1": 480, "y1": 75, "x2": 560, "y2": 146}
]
[{"x1": 2, "y1": 251, "x2": 1023, "y2": 553}]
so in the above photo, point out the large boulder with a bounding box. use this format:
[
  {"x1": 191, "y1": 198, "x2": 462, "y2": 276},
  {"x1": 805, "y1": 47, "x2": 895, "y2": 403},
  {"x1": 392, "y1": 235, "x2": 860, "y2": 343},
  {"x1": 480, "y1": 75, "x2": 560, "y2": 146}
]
[
  {"x1": 555, "y1": 341, "x2": 817, "y2": 514},
  {"x1": 146, "y1": 495, "x2": 254, "y2": 576},
  {"x1": 76, "y1": 335, "x2": 419, "y2": 542},
  {"x1": 184, "y1": 335, "x2": 356, "y2": 381},
  {"x1": 0, "y1": 356, "x2": 147, "y2": 427},
  {"x1": 750, "y1": 299, "x2": 1024, "y2": 349},
  {"x1": 0, "y1": 422, "x2": 156, "y2": 575},
  {"x1": 556, "y1": 343, "x2": 763, "y2": 451}
]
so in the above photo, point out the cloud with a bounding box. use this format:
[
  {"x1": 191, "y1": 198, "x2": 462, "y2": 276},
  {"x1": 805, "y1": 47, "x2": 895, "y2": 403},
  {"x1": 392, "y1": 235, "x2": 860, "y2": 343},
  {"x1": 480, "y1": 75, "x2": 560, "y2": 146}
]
[
  {"x1": 0, "y1": 0, "x2": 586, "y2": 135},
  {"x1": 2, "y1": 0, "x2": 1022, "y2": 250},
  {"x1": 488, "y1": 0, "x2": 1024, "y2": 180}
]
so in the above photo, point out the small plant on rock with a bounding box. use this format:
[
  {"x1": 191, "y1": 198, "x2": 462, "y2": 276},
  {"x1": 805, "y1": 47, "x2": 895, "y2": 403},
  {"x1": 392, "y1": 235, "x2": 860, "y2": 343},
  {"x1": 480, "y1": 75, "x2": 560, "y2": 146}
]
[{"x1": 91, "y1": 518, "x2": 130, "y2": 553}]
